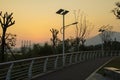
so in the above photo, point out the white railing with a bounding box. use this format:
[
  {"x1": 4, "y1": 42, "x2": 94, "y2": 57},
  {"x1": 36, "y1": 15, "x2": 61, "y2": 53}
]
[{"x1": 0, "y1": 51, "x2": 120, "y2": 80}]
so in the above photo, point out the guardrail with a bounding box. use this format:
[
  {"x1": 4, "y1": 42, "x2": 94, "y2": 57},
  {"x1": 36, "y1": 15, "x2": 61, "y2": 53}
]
[{"x1": 0, "y1": 51, "x2": 120, "y2": 80}]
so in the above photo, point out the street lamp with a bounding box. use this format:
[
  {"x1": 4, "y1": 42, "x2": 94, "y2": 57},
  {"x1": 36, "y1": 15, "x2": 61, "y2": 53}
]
[
  {"x1": 60, "y1": 22, "x2": 78, "y2": 34},
  {"x1": 56, "y1": 9, "x2": 69, "y2": 66}
]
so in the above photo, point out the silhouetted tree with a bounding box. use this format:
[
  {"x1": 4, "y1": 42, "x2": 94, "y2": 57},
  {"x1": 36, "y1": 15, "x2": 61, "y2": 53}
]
[
  {"x1": 29, "y1": 44, "x2": 41, "y2": 57},
  {"x1": 50, "y1": 28, "x2": 59, "y2": 54},
  {"x1": 56, "y1": 41, "x2": 63, "y2": 54},
  {"x1": 0, "y1": 33, "x2": 17, "y2": 61},
  {"x1": 111, "y1": 41, "x2": 120, "y2": 50},
  {"x1": 26, "y1": 43, "x2": 53, "y2": 57},
  {"x1": 0, "y1": 12, "x2": 15, "y2": 62},
  {"x1": 0, "y1": 33, "x2": 17, "y2": 60},
  {"x1": 40, "y1": 43, "x2": 53, "y2": 56},
  {"x1": 74, "y1": 10, "x2": 94, "y2": 51},
  {"x1": 4, "y1": 33, "x2": 16, "y2": 48},
  {"x1": 64, "y1": 38, "x2": 77, "y2": 52},
  {"x1": 112, "y1": 2, "x2": 120, "y2": 19},
  {"x1": 99, "y1": 25, "x2": 114, "y2": 50},
  {"x1": 21, "y1": 40, "x2": 31, "y2": 55}
]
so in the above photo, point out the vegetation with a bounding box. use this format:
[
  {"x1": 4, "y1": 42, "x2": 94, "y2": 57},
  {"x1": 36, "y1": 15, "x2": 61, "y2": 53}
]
[
  {"x1": 1, "y1": 2, "x2": 120, "y2": 62},
  {"x1": 97, "y1": 1, "x2": 120, "y2": 75},
  {"x1": 50, "y1": 28, "x2": 60, "y2": 54},
  {"x1": 104, "y1": 57, "x2": 120, "y2": 68},
  {"x1": 98, "y1": 56, "x2": 120, "y2": 75},
  {"x1": 112, "y1": 2, "x2": 120, "y2": 19},
  {"x1": 73, "y1": 10, "x2": 94, "y2": 51},
  {"x1": 0, "y1": 12, "x2": 15, "y2": 62},
  {"x1": 98, "y1": 25, "x2": 114, "y2": 51},
  {"x1": 5, "y1": 39, "x2": 120, "y2": 62},
  {"x1": 0, "y1": 33, "x2": 17, "y2": 61}
]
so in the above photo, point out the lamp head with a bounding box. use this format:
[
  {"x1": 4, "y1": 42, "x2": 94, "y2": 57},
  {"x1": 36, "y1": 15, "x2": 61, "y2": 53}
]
[{"x1": 56, "y1": 9, "x2": 69, "y2": 15}]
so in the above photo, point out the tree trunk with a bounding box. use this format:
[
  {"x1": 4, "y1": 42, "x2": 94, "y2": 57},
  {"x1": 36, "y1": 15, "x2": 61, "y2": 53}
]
[{"x1": 1, "y1": 28, "x2": 6, "y2": 62}]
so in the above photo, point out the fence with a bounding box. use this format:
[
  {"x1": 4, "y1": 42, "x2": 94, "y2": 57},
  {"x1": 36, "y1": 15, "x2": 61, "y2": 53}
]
[{"x1": 0, "y1": 51, "x2": 120, "y2": 80}]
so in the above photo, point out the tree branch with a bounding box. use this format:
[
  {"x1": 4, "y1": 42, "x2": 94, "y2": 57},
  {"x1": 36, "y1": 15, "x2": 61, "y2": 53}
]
[{"x1": 8, "y1": 20, "x2": 15, "y2": 27}]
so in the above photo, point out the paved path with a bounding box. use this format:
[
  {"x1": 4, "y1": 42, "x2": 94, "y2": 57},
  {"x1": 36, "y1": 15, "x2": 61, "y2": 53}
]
[{"x1": 33, "y1": 57, "x2": 112, "y2": 80}]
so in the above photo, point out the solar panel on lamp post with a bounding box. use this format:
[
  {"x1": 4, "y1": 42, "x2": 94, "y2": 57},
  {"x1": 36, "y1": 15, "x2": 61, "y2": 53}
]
[{"x1": 56, "y1": 9, "x2": 69, "y2": 66}]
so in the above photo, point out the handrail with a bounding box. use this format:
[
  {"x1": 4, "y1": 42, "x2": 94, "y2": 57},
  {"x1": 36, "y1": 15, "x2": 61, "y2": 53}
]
[
  {"x1": 0, "y1": 54, "x2": 62, "y2": 65},
  {"x1": 0, "y1": 50, "x2": 119, "y2": 80}
]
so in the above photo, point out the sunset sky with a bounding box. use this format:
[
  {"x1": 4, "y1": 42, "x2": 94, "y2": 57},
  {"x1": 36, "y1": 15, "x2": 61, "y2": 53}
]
[{"x1": 0, "y1": 0, "x2": 120, "y2": 47}]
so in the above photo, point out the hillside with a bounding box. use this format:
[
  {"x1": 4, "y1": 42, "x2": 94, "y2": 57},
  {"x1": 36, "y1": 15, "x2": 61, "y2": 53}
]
[{"x1": 85, "y1": 31, "x2": 120, "y2": 46}]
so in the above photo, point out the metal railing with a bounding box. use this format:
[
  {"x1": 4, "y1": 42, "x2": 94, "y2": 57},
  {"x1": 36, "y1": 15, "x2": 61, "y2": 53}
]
[{"x1": 0, "y1": 51, "x2": 120, "y2": 80}]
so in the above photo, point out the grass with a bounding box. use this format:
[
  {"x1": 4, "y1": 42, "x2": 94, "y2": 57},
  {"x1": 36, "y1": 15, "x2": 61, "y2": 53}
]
[{"x1": 98, "y1": 56, "x2": 120, "y2": 75}]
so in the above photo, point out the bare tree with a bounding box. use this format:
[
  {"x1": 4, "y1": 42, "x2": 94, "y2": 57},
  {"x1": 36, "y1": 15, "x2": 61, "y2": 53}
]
[
  {"x1": 0, "y1": 33, "x2": 17, "y2": 60},
  {"x1": 112, "y1": 2, "x2": 120, "y2": 19},
  {"x1": 4, "y1": 33, "x2": 16, "y2": 48},
  {"x1": 50, "y1": 28, "x2": 59, "y2": 54},
  {"x1": 0, "y1": 12, "x2": 15, "y2": 62},
  {"x1": 74, "y1": 10, "x2": 94, "y2": 51},
  {"x1": 99, "y1": 25, "x2": 114, "y2": 50}
]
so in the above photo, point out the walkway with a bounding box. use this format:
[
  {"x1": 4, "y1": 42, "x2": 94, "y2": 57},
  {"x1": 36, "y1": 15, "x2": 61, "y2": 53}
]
[{"x1": 33, "y1": 57, "x2": 112, "y2": 80}]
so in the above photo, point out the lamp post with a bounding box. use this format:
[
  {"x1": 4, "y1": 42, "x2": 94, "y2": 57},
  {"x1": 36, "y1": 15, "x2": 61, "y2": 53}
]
[
  {"x1": 56, "y1": 9, "x2": 78, "y2": 66},
  {"x1": 56, "y1": 9, "x2": 69, "y2": 66}
]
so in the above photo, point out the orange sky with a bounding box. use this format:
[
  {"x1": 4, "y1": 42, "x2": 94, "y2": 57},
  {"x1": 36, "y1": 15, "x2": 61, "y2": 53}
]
[{"x1": 0, "y1": 0, "x2": 120, "y2": 47}]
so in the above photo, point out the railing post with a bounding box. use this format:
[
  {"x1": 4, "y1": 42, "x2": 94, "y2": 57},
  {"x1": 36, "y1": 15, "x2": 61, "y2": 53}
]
[
  {"x1": 85, "y1": 52, "x2": 87, "y2": 60},
  {"x1": 116, "y1": 51, "x2": 118, "y2": 56},
  {"x1": 75, "y1": 53, "x2": 78, "y2": 63},
  {"x1": 69, "y1": 54, "x2": 73, "y2": 64},
  {"x1": 28, "y1": 60, "x2": 34, "y2": 80},
  {"x1": 86, "y1": 52, "x2": 89, "y2": 60},
  {"x1": 6, "y1": 63, "x2": 14, "y2": 80},
  {"x1": 95, "y1": 51, "x2": 97, "y2": 59},
  {"x1": 91, "y1": 51, "x2": 93, "y2": 59},
  {"x1": 86, "y1": 52, "x2": 88, "y2": 60},
  {"x1": 113, "y1": 51, "x2": 115, "y2": 56},
  {"x1": 79, "y1": 52, "x2": 82, "y2": 61},
  {"x1": 93, "y1": 51, "x2": 95, "y2": 59},
  {"x1": 110, "y1": 51, "x2": 112, "y2": 57},
  {"x1": 117, "y1": 51, "x2": 118, "y2": 56},
  {"x1": 84, "y1": 51, "x2": 86, "y2": 61},
  {"x1": 54, "y1": 56, "x2": 58, "y2": 69},
  {"x1": 95, "y1": 51, "x2": 97, "y2": 58},
  {"x1": 64, "y1": 54, "x2": 66, "y2": 66},
  {"x1": 118, "y1": 51, "x2": 120, "y2": 56},
  {"x1": 82, "y1": 51, "x2": 85, "y2": 61},
  {"x1": 101, "y1": 50, "x2": 103, "y2": 57},
  {"x1": 89, "y1": 52, "x2": 92, "y2": 60},
  {"x1": 81, "y1": 52, "x2": 84, "y2": 61},
  {"x1": 99, "y1": 51, "x2": 101, "y2": 58},
  {"x1": 92, "y1": 51, "x2": 94, "y2": 59},
  {"x1": 90, "y1": 51, "x2": 92, "y2": 59},
  {"x1": 43, "y1": 57, "x2": 48, "y2": 72},
  {"x1": 107, "y1": 51, "x2": 108, "y2": 57},
  {"x1": 88, "y1": 52, "x2": 91, "y2": 60}
]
